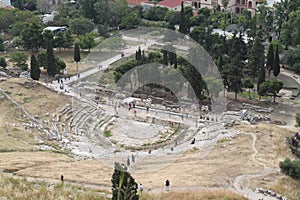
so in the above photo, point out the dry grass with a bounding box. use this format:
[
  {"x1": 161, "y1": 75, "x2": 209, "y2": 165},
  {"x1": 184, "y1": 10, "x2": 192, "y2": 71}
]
[
  {"x1": 132, "y1": 134, "x2": 260, "y2": 189},
  {"x1": 0, "y1": 172, "x2": 247, "y2": 200},
  {"x1": 141, "y1": 190, "x2": 246, "y2": 200},
  {"x1": 237, "y1": 124, "x2": 295, "y2": 167},
  {"x1": 0, "y1": 76, "x2": 299, "y2": 199},
  {"x1": 0, "y1": 78, "x2": 70, "y2": 151},
  {"x1": 270, "y1": 175, "x2": 300, "y2": 200},
  {"x1": 0, "y1": 173, "x2": 109, "y2": 200}
]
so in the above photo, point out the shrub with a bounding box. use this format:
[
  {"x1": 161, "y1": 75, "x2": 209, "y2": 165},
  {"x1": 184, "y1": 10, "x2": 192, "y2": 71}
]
[
  {"x1": 104, "y1": 130, "x2": 112, "y2": 137},
  {"x1": 279, "y1": 158, "x2": 300, "y2": 179}
]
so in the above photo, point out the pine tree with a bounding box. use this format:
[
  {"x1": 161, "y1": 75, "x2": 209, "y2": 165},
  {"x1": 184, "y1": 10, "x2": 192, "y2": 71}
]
[
  {"x1": 266, "y1": 43, "x2": 274, "y2": 77},
  {"x1": 111, "y1": 162, "x2": 139, "y2": 200},
  {"x1": 46, "y1": 38, "x2": 56, "y2": 76},
  {"x1": 273, "y1": 46, "x2": 280, "y2": 77},
  {"x1": 248, "y1": 35, "x2": 265, "y2": 82},
  {"x1": 226, "y1": 55, "x2": 244, "y2": 100},
  {"x1": 30, "y1": 55, "x2": 40, "y2": 80},
  {"x1": 74, "y1": 43, "x2": 81, "y2": 75}
]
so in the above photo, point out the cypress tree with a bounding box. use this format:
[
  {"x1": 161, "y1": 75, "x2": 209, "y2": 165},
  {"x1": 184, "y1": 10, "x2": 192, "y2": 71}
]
[
  {"x1": 46, "y1": 38, "x2": 56, "y2": 76},
  {"x1": 257, "y1": 64, "x2": 266, "y2": 95},
  {"x1": 111, "y1": 162, "x2": 139, "y2": 200},
  {"x1": 179, "y1": 2, "x2": 187, "y2": 34},
  {"x1": 266, "y1": 43, "x2": 274, "y2": 77},
  {"x1": 162, "y1": 50, "x2": 168, "y2": 65},
  {"x1": 74, "y1": 43, "x2": 81, "y2": 75},
  {"x1": 273, "y1": 46, "x2": 280, "y2": 77},
  {"x1": 30, "y1": 55, "x2": 40, "y2": 80}
]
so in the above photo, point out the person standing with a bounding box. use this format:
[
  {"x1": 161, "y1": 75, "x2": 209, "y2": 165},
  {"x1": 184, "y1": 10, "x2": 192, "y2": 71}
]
[
  {"x1": 127, "y1": 157, "x2": 130, "y2": 166},
  {"x1": 138, "y1": 183, "x2": 143, "y2": 193},
  {"x1": 165, "y1": 179, "x2": 170, "y2": 191}
]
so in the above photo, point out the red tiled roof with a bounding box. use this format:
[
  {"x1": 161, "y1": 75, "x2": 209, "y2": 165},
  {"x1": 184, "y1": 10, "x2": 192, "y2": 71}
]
[
  {"x1": 158, "y1": 0, "x2": 185, "y2": 8},
  {"x1": 127, "y1": 0, "x2": 148, "y2": 5}
]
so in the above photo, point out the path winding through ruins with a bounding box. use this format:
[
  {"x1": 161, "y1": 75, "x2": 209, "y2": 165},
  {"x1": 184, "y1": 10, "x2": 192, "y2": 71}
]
[{"x1": 232, "y1": 132, "x2": 278, "y2": 200}]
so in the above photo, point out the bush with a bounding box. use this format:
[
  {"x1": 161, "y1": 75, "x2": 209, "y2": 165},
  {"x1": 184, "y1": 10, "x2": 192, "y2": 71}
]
[
  {"x1": 296, "y1": 113, "x2": 300, "y2": 127},
  {"x1": 0, "y1": 57, "x2": 7, "y2": 68},
  {"x1": 279, "y1": 158, "x2": 300, "y2": 179},
  {"x1": 104, "y1": 130, "x2": 112, "y2": 137}
]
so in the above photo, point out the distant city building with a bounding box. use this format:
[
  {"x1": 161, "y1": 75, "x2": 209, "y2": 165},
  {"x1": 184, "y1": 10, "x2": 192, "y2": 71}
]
[
  {"x1": 190, "y1": 0, "x2": 221, "y2": 9},
  {"x1": 227, "y1": 0, "x2": 258, "y2": 16},
  {"x1": 141, "y1": 0, "x2": 190, "y2": 11},
  {"x1": 127, "y1": 0, "x2": 148, "y2": 7},
  {"x1": 157, "y1": 0, "x2": 190, "y2": 11},
  {"x1": 127, "y1": 0, "x2": 282, "y2": 15}
]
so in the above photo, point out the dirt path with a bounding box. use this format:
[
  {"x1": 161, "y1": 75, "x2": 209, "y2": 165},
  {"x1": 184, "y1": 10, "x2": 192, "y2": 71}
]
[{"x1": 232, "y1": 132, "x2": 278, "y2": 200}]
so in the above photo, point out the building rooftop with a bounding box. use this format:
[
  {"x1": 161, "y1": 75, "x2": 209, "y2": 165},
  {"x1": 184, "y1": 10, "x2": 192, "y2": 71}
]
[
  {"x1": 158, "y1": 0, "x2": 185, "y2": 8},
  {"x1": 127, "y1": 0, "x2": 148, "y2": 5}
]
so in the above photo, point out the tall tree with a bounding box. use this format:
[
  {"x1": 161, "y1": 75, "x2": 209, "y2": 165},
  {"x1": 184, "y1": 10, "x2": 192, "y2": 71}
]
[
  {"x1": 248, "y1": 35, "x2": 265, "y2": 82},
  {"x1": 226, "y1": 55, "x2": 244, "y2": 100},
  {"x1": 111, "y1": 162, "x2": 139, "y2": 200},
  {"x1": 257, "y1": 64, "x2": 266, "y2": 99},
  {"x1": 21, "y1": 21, "x2": 43, "y2": 52},
  {"x1": 46, "y1": 38, "x2": 56, "y2": 76},
  {"x1": 266, "y1": 43, "x2": 274, "y2": 77},
  {"x1": 78, "y1": 0, "x2": 98, "y2": 22},
  {"x1": 74, "y1": 43, "x2": 81, "y2": 75},
  {"x1": 281, "y1": 10, "x2": 300, "y2": 48},
  {"x1": 69, "y1": 17, "x2": 95, "y2": 35},
  {"x1": 30, "y1": 55, "x2": 40, "y2": 80},
  {"x1": 273, "y1": 46, "x2": 280, "y2": 77},
  {"x1": 179, "y1": 61, "x2": 207, "y2": 100},
  {"x1": 179, "y1": 1, "x2": 189, "y2": 34}
]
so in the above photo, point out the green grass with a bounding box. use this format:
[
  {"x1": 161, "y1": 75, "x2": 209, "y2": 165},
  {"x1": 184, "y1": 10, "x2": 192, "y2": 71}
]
[{"x1": 239, "y1": 91, "x2": 271, "y2": 101}]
